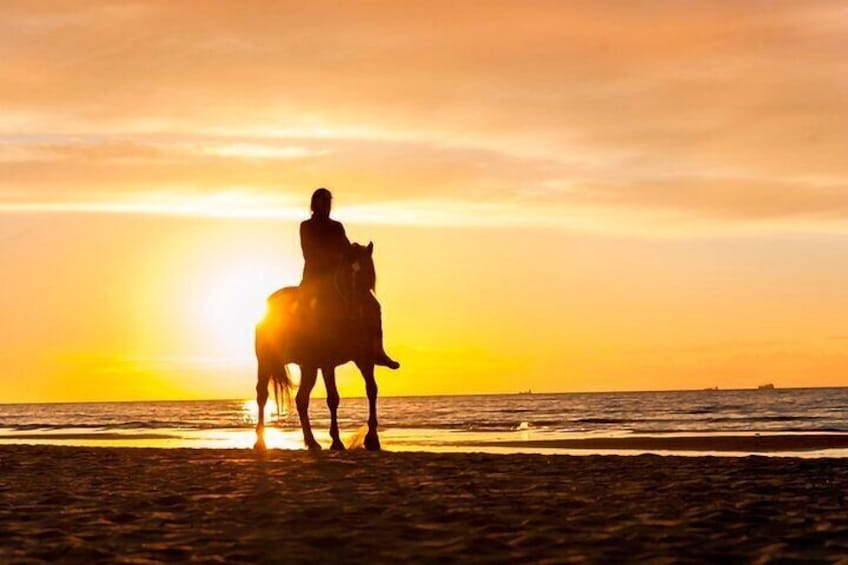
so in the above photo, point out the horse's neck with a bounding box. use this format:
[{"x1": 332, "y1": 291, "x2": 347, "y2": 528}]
[{"x1": 350, "y1": 286, "x2": 371, "y2": 300}]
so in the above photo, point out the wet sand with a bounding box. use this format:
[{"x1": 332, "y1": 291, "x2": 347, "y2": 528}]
[
  {"x1": 1, "y1": 446, "x2": 847, "y2": 562},
  {"x1": 466, "y1": 433, "x2": 848, "y2": 453}
]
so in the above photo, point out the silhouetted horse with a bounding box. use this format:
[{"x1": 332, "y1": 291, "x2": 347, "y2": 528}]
[{"x1": 254, "y1": 242, "x2": 382, "y2": 450}]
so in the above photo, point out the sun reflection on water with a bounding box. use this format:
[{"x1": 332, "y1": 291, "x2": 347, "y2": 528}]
[{"x1": 241, "y1": 398, "x2": 297, "y2": 424}]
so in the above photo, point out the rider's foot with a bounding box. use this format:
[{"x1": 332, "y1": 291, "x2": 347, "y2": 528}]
[
  {"x1": 375, "y1": 353, "x2": 400, "y2": 370},
  {"x1": 373, "y1": 337, "x2": 400, "y2": 370}
]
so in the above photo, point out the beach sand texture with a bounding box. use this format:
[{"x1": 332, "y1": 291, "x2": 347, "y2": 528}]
[{"x1": 2, "y1": 446, "x2": 847, "y2": 563}]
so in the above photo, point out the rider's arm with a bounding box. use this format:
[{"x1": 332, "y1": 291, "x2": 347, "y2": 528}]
[
  {"x1": 337, "y1": 223, "x2": 351, "y2": 249},
  {"x1": 300, "y1": 221, "x2": 315, "y2": 261}
]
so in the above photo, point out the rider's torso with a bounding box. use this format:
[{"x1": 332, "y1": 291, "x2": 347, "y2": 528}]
[{"x1": 300, "y1": 217, "x2": 349, "y2": 289}]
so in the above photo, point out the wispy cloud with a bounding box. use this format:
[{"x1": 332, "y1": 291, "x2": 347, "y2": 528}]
[{"x1": 1, "y1": 1, "x2": 846, "y2": 233}]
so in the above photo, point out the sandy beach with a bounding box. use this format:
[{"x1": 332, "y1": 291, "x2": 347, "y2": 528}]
[{"x1": 1, "y1": 446, "x2": 847, "y2": 562}]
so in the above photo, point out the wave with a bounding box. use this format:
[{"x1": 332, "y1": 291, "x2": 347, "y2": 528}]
[
  {"x1": 630, "y1": 426, "x2": 848, "y2": 434},
  {"x1": 2, "y1": 388, "x2": 847, "y2": 438},
  {"x1": 0, "y1": 414, "x2": 835, "y2": 434}
]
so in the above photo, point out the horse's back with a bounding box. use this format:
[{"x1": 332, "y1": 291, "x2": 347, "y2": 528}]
[
  {"x1": 267, "y1": 286, "x2": 299, "y2": 305},
  {"x1": 256, "y1": 283, "x2": 367, "y2": 368}
]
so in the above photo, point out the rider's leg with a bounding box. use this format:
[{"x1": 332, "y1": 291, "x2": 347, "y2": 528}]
[{"x1": 367, "y1": 294, "x2": 399, "y2": 370}]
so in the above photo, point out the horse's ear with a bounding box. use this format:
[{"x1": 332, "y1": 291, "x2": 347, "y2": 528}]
[{"x1": 367, "y1": 241, "x2": 374, "y2": 255}]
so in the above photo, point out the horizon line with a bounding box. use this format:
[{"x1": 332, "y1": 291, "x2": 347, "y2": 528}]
[{"x1": 1, "y1": 384, "x2": 845, "y2": 406}]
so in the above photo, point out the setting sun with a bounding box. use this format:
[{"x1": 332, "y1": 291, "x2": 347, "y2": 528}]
[{"x1": 200, "y1": 265, "x2": 275, "y2": 358}]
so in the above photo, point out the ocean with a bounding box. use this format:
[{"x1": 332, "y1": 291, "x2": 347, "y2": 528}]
[{"x1": 1, "y1": 387, "x2": 847, "y2": 455}]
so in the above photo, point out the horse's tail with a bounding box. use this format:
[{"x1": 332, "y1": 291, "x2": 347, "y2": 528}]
[
  {"x1": 271, "y1": 364, "x2": 294, "y2": 418},
  {"x1": 259, "y1": 286, "x2": 300, "y2": 421}
]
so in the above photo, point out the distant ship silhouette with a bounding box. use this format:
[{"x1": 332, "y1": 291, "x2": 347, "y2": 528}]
[{"x1": 758, "y1": 383, "x2": 776, "y2": 391}]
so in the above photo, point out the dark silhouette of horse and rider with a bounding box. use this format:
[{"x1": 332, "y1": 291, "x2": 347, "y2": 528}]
[{"x1": 254, "y1": 188, "x2": 399, "y2": 450}]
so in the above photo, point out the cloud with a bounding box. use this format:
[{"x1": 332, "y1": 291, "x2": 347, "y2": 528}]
[{"x1": 0, "y1": 1, "x2": 846, "y2": 233}]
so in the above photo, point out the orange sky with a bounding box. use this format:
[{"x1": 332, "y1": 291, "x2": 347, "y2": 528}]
[{"x1": 1, "y1": 1, "x2": 847, "y2": 402}]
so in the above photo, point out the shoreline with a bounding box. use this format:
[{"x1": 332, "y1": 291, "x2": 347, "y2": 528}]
[
  {"x1": 3, "y1": 431, "x2": 848, "y2": 456},
  {"x1": 2, "y1": 445, "x2": 847, "y2": 562}
]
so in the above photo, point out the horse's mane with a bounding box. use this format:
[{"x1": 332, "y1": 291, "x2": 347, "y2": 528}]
[
  {"x1": 361, "y1": 252, "x2": 376, "y2": 292},
  {"x1": 351, "y1": 242, "x2": 376, "y2": 293}
]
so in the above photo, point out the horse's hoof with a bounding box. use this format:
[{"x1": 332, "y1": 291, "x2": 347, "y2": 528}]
[
  {"x1": 254, "y1": 428, "x2": 267, "y2": 451},
  {"x1": 330, "y1": 440, "x2": 346, "y2": 451},
  {"x1": 364, "y1": 433, "x2": 381, "y2": 451},
  {"x1": 306, "y1": 439, "x2": 323, "y2": 451}
]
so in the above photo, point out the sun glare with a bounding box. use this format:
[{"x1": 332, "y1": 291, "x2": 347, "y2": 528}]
[{"x1": 198, "y1": 262, "x2": 289, "y2": 359}]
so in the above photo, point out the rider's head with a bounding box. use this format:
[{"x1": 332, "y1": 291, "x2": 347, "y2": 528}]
[{"x1": 310, "y1": 188, "x2": 332, "y2": 219}]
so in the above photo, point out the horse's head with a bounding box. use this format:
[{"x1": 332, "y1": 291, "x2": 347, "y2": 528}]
[{"x1": 349, "y1": 241, "x2": 376, "y2": 295}]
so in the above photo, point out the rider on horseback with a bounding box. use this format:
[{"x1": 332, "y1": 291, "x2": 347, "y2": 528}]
[{"x1": 300, "y1": 188, "x2": 399, "y2": 370}]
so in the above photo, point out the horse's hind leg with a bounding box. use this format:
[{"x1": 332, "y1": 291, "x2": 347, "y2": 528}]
[
  {"x1": 357, "y1": 362, "x2": 381, "y2": 451},
  {"x1": 254, "y1": 363, "x2": 270, "y2": 450},
  {"x1": 323, "y1": 366, "x2": 345, "y2": 450},
  {"x1": 296, "y1": 365, "x2": 322, "y2": 450}
]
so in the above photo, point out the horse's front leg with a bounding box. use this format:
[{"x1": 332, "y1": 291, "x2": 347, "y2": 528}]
[
  {"x1": 322, "y1": 366, "x2": 345, "y2": 450},
  {"x1": 297, "y1": 365, "x2": 322, "y2": 450},
  {"x1": 254, "y1": 364, "x2": 270, "y2": 450},
  {"x1": 357, "y1": 361, "x2": 381, "y2": 450}
]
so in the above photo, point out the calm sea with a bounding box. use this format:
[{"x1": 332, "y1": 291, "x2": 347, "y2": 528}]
[{"x1": 1, "y1": 388, "x2": 847, "y2": 455}]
